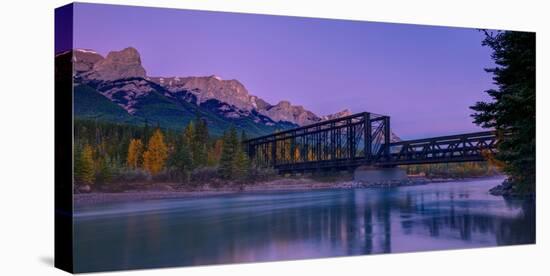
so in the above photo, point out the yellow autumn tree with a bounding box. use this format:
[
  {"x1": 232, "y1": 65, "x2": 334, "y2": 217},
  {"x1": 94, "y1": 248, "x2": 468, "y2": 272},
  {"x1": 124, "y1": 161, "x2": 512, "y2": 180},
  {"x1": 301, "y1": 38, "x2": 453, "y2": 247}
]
[
  {"x1": 294, "y1": 147, "x2": 301, "y2": 162},
  {"x1": 75, "y1": 144, "x2": 95, "y2": 185},
  {"x1": 307, "y1": 148, "x2": 315, "y2": 161},
  {"x1": 282, "y1": 140, "x2": 291, "y2": 162},
  {"x1": 207, "y1": 138, "x2": 224, "y2": 166},
  {"x1": 482, "y1": 149, "x2": 506, "y2": 170},
  {"x1": 127, "y1": 138, "x2": 144, "y2": 169},
  {"x1": 143, "y1": 129, "x2": 168, "y2": 175}
]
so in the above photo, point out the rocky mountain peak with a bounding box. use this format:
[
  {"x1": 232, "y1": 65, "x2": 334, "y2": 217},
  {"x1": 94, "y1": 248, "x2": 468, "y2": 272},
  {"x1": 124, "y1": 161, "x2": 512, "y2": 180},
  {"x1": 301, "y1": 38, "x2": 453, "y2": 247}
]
[
  {"x1": 73, "y1": 49, "x2": 104, "y2": 73},
  {"x1": 105, "y1": 47, "x2": 141, "y2": 63},
  {"x1": 85, "y1": 47, "x2": 146, "y2": 81},
  {"x1": 150, "y1": 75, "x2": 254, "y2": 111},
  {"x1": 259, "y1": 100, "x2": 321, "y2": 126},
  {"x1": 276, "y1": 101, "x2": 291, "y2": 108},
  {"x1": 321, "y1": 109, "x2": 352, "y2": 121}
]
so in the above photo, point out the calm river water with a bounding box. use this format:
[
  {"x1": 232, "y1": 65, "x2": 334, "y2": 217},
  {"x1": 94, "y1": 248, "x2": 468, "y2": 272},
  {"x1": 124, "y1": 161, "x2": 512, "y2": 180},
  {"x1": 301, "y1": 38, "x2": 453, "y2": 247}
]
[{"x1": 74, "y1": 177, "x2": 535, "y2": 272}]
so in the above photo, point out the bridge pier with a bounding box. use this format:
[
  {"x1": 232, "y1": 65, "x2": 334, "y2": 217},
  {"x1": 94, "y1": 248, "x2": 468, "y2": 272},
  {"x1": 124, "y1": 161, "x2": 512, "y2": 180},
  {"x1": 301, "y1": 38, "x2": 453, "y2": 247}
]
[{"x1": 353, "y1": 166, "x2": 407, "y2": 184}]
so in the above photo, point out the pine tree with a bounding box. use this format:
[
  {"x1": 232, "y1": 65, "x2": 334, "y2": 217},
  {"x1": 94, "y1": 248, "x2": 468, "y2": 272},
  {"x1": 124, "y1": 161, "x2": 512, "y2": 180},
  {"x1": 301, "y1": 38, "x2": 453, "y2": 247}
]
[
  {"x1": 143, "y1": 129, "x2": 169, "y2": 175},
  {"x1": 75, "y1": 144, "x2": 95, "y2": 185},
  {"x1": 126, "y1": 138, "x2": 144, "y2": 169},
  {"x1": 219, "y1": 127, "x2": 239, "y2": 179},
  {"x1": 96, "y1": 154, "x2": 115, "y2": 185},
  {"x1": 183, "y1": 121, "x2": 195, "y2": 167},
  {"x1": 168, "y1": 131, "x2": 193, "y2": 182},
  {"x1": 470, "y1": 31, "x2": 535, "y2": 194},
  {"x1": 143, "y1": 119, "x2": 151, "y2": 145},
  {"x1": 234, "y1": 145, "x2": 250, "y2": 180},
  {"x1": 193, "y1": 117, "x2": 209, "y2": 168},
  {"x1": 184, "y1": 121, "x2": 194, "y2": 144}
]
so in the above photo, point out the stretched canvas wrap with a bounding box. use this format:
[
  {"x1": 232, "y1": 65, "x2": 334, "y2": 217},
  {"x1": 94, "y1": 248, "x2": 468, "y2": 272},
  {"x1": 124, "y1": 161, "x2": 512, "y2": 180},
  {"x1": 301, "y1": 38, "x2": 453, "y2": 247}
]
[{"x1": 55, "y1": 2, "x2": 536, "y2": 273}]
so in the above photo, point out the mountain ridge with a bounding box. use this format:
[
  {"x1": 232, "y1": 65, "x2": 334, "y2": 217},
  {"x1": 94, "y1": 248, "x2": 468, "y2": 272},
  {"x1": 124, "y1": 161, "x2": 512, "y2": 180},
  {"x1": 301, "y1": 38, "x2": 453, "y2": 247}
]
[
  {"x1": 73, "y1": 47, "x2": 351, "y2": 126},
  {"x1": 69, "y1": 47, "x2": 400, "y2": 140}
]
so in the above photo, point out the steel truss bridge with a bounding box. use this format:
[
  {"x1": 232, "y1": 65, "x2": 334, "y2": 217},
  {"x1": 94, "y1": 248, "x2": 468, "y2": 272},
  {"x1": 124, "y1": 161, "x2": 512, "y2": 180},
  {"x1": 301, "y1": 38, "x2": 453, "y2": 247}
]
[{"x1": 243, "y1": 112, "x2": 499, "y2": 174}]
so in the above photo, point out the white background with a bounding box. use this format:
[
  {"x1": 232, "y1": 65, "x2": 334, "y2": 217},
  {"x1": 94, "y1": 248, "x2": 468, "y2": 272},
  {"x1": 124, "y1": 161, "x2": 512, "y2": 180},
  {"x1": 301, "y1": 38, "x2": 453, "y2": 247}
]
[{"x1": 0, "y1": 0, "x2": 547, "y2": 275}]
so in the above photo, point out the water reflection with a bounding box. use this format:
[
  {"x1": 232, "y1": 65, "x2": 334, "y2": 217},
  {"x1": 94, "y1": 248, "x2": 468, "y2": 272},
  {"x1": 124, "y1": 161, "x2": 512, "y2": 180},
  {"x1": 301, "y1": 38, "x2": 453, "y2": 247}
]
[{"x1": 74, "y1": 178, "x2": 535, "y2": 273}]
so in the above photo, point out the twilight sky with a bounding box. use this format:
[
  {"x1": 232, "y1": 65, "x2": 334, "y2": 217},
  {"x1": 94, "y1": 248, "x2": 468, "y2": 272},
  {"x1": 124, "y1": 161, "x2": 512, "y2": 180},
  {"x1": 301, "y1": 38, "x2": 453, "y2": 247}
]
[{"x1": 73, "y1": 3, "x2": 497, "y2": 139}]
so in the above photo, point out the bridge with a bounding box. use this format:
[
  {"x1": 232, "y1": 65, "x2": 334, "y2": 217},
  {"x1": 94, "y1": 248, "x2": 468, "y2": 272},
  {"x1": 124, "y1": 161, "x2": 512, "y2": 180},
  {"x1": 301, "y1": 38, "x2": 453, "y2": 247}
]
[{"x1": 243, "y1": 112, "x2": 499, "y2": 175}]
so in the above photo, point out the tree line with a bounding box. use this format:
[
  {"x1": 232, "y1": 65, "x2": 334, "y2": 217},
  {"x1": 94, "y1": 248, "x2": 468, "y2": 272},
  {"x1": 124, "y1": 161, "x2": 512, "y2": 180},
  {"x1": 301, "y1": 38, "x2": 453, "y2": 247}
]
[
  {"x1": 74, "y1": 118, "x2": 259, "y2": 188},
  {"x1": 74, "y1": 117, "x2": 499, "y2": 190},
  {"x1": 403, "y1": 162, "x2": 499, "y2": 178}
]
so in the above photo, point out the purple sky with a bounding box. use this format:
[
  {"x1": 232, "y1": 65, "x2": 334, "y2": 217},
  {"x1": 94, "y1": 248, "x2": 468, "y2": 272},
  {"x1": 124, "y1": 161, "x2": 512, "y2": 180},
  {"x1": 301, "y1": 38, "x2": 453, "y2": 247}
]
[{"x1": 73, "y1": 3, "x2": 497, "y2": 139}]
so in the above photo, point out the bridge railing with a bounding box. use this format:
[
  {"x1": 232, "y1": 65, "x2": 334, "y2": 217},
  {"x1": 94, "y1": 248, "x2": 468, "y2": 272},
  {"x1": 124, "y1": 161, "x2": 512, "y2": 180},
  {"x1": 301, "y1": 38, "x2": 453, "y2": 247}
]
[
  {"x1": 381, "y1": 131, "x2": 498, "y2": 165},
  {"x1": 244, "y1": 112, "x2": 392, "y2": 168},
  {"x1": 244, "y1": 111, "x2": 500, "y2": 173}
]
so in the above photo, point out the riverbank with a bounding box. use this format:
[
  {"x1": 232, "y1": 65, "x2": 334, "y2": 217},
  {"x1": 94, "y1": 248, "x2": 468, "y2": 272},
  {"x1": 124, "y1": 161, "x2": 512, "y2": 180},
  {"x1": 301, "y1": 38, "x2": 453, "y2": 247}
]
[{"x1": 74, "y1": 176, "x2": 500, "y2": 207}]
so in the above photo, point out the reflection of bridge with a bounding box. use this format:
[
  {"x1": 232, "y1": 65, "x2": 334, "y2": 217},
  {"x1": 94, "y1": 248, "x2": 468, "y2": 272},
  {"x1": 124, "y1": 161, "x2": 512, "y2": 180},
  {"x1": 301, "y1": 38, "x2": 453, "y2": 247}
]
[{"x1": 243, "y1": 112, "x2": 498, "y2": 174}]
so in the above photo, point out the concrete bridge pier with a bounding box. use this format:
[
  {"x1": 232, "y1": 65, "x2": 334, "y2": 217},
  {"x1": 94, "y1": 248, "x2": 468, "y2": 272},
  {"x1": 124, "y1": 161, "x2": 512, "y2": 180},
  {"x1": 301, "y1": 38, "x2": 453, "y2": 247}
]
[{"x1": 353, "y1": 165, "x2": 408, "y2": 184}]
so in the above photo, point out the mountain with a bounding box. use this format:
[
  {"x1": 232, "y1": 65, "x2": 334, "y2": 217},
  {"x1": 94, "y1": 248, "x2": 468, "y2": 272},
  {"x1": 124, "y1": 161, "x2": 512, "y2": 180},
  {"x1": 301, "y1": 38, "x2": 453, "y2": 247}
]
[
  {"x1": 149, "y1": 76, "x2": 253, "y2": 110},
  {"x1": 73, "y1": 84, "x2": 135, "y2": 122},
  {"x1": 73, "y1": 49, "x2": 103, "y2": 74},
  {"x1": 66, "y1": 47, "x2": 399, "y2": 140},
  {"x1": 258, "y1": 101, "x2": 321, "y2": 126},
  {"x1": 148, "y1": 75, "x2": 325, "y2": 126},
  {"x1": 73, "y1": 78, "x2": 295, "y2": 137},
  {"x1": 78, "y1": 47, "x2": 146, "y2": 81},
  {"x1": 68, "y1": 48, "x2": 297, "y2": 137},
  {"x1": 320, "y1": 109, "x2": 352, "y2": 121}
]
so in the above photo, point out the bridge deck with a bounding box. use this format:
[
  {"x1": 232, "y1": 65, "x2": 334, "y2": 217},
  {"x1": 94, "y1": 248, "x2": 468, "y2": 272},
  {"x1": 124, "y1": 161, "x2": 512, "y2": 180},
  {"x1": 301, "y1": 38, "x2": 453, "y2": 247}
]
[
  {"x1": 243, "y1": 112, "x2": 498, "y2": 174},
  {"x1": 274, "y1": 131, "x2": 497, "y2": 173}
]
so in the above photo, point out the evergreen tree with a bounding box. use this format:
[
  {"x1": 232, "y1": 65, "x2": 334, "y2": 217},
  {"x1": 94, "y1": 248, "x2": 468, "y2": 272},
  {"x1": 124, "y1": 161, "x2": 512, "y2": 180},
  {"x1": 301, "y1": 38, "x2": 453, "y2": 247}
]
[
  {"x1": 217, "y1": 128, "x2": 250, "y2": 180},
  {"x1": 183, "y1": 121, "x2": 194, "y2": 143},
  {"x1": 75, "y1": 144, "x2": 95, "y2": 185},
  {"x1": 219, "y1": 127, "x2": 239, "y2": 179},
  {"x1": 193, "y1": 117, "x2": 209, "y2": 168},
  {"x1": 168, "y1": 131, "x2": 193, "y2": 182},
  {"x1": 470, "y1": 30, "x2": 535, "y2": 194},
  {"x1": 143, "y1": 129, "x2": 169, "y2": 175},
  {"x1": 96, "y1": 154, "x2": 115, "y2": 185},
  {"x1": 143, "y1": 119, "x2": 151, "y2": 145},
  {"x1": 183, "y1": 121, "x2": 195, "y2": 167},
  {"x1": 234, "y1": 132, "x2": 250, "y2": 179}
]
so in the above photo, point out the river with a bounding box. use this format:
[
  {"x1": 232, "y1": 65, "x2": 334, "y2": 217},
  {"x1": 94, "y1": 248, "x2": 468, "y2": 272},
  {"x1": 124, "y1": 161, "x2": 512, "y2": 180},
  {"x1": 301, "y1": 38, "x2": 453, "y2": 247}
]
[{"x1": 73, "y1": 177, "x2": 535, "y2": 272}]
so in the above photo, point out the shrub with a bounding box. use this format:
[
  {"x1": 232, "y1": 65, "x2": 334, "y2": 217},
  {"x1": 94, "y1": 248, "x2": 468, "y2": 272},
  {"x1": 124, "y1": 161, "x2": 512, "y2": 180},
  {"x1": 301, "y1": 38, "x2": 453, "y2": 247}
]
[
  {"x1": 113, "y1": 168, "x2": 151, "y2": 183},
  {"x1": 151, "y1": 170, "x2": 172, "y2": 183},
  {"x1": 244, "y1": 167, "x2": 278, "y2": 183},
  {"x1": 163, "y1": 168, "x2": 190, "y2": 184},
  {"x1": 191, "y1": 166, "x2": 220, "y2": 184}
]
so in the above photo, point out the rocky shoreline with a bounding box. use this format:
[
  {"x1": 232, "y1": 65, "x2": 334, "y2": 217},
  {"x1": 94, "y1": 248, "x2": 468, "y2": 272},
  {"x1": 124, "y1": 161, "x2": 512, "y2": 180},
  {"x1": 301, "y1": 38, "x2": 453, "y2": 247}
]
[
  {"x1": 74, "y1": 176, "x2": 499, "y2": 207},
  {"x1": 488, "y1": 178, "x2": 535, "y2": 198}
]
